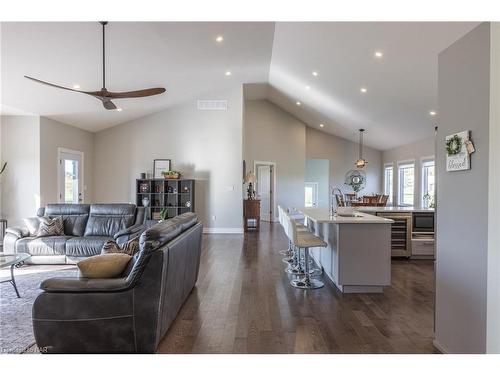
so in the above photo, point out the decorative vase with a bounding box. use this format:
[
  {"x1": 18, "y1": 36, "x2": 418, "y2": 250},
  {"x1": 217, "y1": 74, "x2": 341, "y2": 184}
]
[{"x1": 142, "y1": 196, "x2": 150, "y2": 207}]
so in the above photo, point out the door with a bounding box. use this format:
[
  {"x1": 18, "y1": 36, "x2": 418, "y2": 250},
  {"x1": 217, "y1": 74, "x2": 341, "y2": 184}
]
[
  {"x1": 257, "y1": 165, "x2": 272, "y2": 221},
  {"x1": 58, "y1": 149, "x2": 84, "y2": 204},
  {"x1": 305, "y1": 182, "x2": 319, "y2": 207}
]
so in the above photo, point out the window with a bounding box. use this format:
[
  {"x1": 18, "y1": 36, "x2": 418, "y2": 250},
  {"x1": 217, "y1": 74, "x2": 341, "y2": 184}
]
[
  {"x1": 398, "y1": 162, "x2": 415, "y2": 206},
  {"x1": 421, "y1": 159, "x2": 435, "y2": 208},
  {"x1": 384, "y1": 164, "x2": 393, "y2": 204}
]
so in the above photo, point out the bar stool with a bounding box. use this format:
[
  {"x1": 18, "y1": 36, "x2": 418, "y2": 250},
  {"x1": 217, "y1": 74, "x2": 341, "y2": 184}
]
[
  {"x1": 278, "y1": 205, "x2": 293, "y2": 257},
  {"x1": 280, "y1": 207, "x2": 311, "y2": 274},
  {"x1": 278, "y1": 206, "x2": 308, "y2": 264},
  {"x1": 285, "y1": 213, "x2": 327, "y2": 289}
]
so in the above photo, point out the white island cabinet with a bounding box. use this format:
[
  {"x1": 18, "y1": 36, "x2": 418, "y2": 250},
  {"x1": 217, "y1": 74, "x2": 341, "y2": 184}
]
[{"x1": 299, "y1": 208, "x2": 394, "y2": 293}]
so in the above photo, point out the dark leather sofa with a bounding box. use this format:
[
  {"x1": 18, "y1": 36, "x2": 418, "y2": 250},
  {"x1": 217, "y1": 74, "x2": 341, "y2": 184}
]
[
  {"x1": 3, "y1": 204, "x2": 146, "y2": 264},
  {"x1": 32, "y1": 212, "x2": 203, "y2": 353}
]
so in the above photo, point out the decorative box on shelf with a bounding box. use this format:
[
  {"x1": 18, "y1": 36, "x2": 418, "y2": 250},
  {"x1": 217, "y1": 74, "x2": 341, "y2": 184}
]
[{"x1": 136, "y1": 178, "x2": 195, "y2": 220}]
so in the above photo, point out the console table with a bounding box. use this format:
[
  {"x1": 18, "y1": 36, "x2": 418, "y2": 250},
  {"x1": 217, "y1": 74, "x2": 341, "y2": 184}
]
[{"x1": 243, "y1": 199, "x2": 260, "y2": 232}]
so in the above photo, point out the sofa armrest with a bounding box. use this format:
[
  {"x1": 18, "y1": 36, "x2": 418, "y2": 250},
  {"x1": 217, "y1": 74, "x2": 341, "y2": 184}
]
[
  {"x1": 32, "y1": 287, "x2": 136, "y2": 353},
  {"x1": 113, "y1": 223, "x2": 145, "y2": 241},
  {"x1": 40, "y1": 277, "x2": 130, "y2": 293},
  {"x1": 5, "y1": 226, "x2": 29, "y2": 239}
]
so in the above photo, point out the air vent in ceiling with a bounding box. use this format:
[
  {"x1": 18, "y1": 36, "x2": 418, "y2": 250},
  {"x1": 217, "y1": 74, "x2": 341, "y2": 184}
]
[{"x1": 197, "y1": 100, "x2": 228, "y2": 111}]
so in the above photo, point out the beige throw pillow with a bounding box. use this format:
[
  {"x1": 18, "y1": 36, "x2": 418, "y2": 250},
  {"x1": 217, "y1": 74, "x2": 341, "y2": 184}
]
[
  {"x1": 77, "y1": 253, "x2": 132, "y2": 278},
  {"x1": 101, "y1": 236, "x2": 139, "y2": 256}
]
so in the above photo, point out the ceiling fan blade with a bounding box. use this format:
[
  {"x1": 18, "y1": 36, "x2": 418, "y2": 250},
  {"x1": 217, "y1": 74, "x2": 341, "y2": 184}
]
[
  {"x1": 101, "y1": 99, "x2": 117, "y2": 110},
  {"x1": 105, "y1": 87, "x2": 166, "y2": 99},
  {"x1": 24, "y1": 76, "x2": 94, "y2": 94}
]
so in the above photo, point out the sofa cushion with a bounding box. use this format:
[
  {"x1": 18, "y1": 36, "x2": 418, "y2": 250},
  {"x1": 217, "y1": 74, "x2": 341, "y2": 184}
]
[
  {"x1": 84, "y1": 204, "x2": 136, "y2": 237},
  {"x1": 23, "y1": 217, "x2": 40, "y2": 236},
  {"x1": 66, "y1": 236, "x2": 113, "y2": 257},
  {"x1": 37, "y1": 216, "x2": 64, "y2": 237},
  {"x1": 44, "y1": 204, "x2": 90, "y2": 237},
  {"x1": 16, "y1": 236, "x2": 73, "y2": 256},
  {"x1": 138, "y1": 212, "x2": 198, "y2": 253}
]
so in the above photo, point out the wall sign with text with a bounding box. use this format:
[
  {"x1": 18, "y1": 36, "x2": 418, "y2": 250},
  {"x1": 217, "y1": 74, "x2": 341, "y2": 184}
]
[{"x1": 446, "y1": 130, "x2": 474, "y2": 172}]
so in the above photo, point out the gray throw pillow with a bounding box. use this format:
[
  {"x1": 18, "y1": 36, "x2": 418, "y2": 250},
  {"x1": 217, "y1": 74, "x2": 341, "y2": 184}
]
[
  {"x1": 23, "y1": 217, "x2": 41, "y2": 236},
  {"x1": 37, "y1": 216, "x2": 64, "y2": 237},
  {"x1": 101, "y1": 236, "x2": 140, "y2": 256}
]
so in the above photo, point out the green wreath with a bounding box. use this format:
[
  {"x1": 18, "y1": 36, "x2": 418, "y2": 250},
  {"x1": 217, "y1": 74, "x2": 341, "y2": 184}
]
[{"x1": 446, "y1": 135, "x2": 462, "y2": 156}]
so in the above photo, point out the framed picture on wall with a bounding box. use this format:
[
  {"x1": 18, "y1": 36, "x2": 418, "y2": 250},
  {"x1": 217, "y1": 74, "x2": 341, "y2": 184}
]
[{"x1": 153, "y1": 159, "x2": 171, "y2": 178}]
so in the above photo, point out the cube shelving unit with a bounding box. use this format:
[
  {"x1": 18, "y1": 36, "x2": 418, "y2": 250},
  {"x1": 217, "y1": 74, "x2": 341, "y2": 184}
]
[{"x1": 136, "y1": 179, "x2": 195, "y2": 220}]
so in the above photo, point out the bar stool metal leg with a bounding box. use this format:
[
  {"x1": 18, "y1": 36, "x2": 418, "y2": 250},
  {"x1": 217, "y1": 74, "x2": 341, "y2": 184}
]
[
  {"x1": 290, "y1": 248, "x2": 324, "y2": 289},
  {"x1": 285, "y1": 246, "x2": 305, "y2": 275},
  {"x1": 282, "y1": 240, "x2": 294, "y2": 263}
]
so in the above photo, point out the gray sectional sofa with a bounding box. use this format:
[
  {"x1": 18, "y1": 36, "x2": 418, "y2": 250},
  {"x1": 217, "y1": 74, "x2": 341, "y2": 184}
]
[
  {"x1": 32, "y1": 212, "x2": 203, "y2": 353},
  {"x1": 3, "y1": 203, "x2": 146, "y2": 264}
]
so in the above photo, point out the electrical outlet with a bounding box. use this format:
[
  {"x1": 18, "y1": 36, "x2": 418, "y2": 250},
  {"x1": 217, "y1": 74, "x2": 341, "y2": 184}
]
[{"x1": 212, "y1": 215, "x2": 216, "y2": 221}]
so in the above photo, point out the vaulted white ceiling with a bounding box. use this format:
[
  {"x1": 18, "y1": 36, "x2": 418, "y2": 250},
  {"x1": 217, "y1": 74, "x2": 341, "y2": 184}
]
[
  {"x1": 1, "y1": 21, "x2": 478, "y2": 149},
  {"x1": 0, "y1": 22, "x2": 275, "y2": 132}
]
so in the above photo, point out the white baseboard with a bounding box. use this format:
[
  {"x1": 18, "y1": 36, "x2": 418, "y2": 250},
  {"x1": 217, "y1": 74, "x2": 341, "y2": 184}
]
[
  {"x1": 432, "y1": 339, "x2": 448, "y2": 354},
  {"x1": 203, "y1": 228, "x2": 244, "y2": 234}
]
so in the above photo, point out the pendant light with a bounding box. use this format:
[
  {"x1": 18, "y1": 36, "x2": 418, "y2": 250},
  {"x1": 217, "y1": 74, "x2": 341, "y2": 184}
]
[{"x1": 355, "y1": 128, "x2": 367, "y2": 169}]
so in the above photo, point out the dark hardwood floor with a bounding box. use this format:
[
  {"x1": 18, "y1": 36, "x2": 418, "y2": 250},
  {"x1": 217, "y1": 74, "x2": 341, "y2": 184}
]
[{"x1": 157, "y1": 222, "x2": 438, "y2": 354}]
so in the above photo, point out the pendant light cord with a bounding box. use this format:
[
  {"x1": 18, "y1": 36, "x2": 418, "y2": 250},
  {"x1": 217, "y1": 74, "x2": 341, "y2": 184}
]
[
  {"x1": 359, "y1": 129, "x2": 365, "y2": 160},
  {"x1": 102, "y1": 22, "x2": 106, "y2": 89}
]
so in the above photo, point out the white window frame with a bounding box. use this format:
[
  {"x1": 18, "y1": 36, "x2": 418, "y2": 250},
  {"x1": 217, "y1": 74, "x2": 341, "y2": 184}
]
[
  {"x1": 398, "y1": 160, "x2": 415, "y2": 207},
  {"x1": 420, "y1": 156, "x2": 435, "y2": 208},
  {"x1": 383, "y1": 163, "x2": 394, "y2": 204}
]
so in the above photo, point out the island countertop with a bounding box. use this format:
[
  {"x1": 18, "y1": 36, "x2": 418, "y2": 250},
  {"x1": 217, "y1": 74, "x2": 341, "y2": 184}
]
[
  {"x1": 299, "y1": 208, "x2": 394, "y2": 224},
  {"x1": 353, "y1": 206, "x2": 434, "y2": 213}
]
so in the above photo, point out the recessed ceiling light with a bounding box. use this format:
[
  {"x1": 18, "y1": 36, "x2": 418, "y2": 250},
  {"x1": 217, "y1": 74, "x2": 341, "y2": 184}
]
[
  {"x1": 360, "y1": 87, "x2": 368, "y2": 93},
  {"x1": 72, "y1": 84, "x2": 80, "y2": 89},
  {"x1": 296, "y1": 101, "x2": 301, "y2": 106},
  {"x1": 374, "y1": 51, "x2": 383, "y2": 58},
  {"x1": 305, "y1": 85, "x2": 311, "y2": 90},
  {"x1": 312, "y1": 71, "x2": 318, "y2": 77},
  {"x1": 225, "y1": 71, "x2": 232, "y2": 76},
  {"x1": 116, "y1": 108, "x2": 123, "y2": 112},
  {"x1": 429, "y1": 111, "x2": 437, "y2": 116},
  {"x1": 319, "y1": 123, "x2": 324, "y2": 128},
  {"x1": 215, "y1": 35, "x2": 224, "y2": 43}
]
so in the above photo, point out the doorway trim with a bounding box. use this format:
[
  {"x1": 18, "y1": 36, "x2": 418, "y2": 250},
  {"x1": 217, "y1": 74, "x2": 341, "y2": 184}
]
[
  {"x1": 57, "y1": 147, "x2": 85, "y2": 204},
  {"x1": 253, "y1": 160, "x2": 277, "y2": 222}
]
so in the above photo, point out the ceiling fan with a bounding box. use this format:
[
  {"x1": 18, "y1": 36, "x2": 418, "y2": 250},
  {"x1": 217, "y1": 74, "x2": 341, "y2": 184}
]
[{"x1": 24, "y1": 22, "x2": 166, "y2": 110}]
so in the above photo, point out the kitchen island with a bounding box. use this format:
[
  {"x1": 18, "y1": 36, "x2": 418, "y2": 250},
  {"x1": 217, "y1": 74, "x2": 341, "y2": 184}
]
[{"x1": 299, "y1": 208, "x2": 394, "y2": 293}]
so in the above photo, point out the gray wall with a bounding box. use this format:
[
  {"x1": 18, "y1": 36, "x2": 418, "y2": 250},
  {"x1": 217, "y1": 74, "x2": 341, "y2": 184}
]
[
  {"x1": 0, "y1": 115, "x2": 40, "y2": 226},
  {"x1": 244, "y1": 100, "x2": 306, "y2": 217},
  {"x1": 487, "y1": 22, "x2": 500, "y2": 354},
  {"x1": 244, "y1": 99, "x2": 383, "y2": 216},
  {"x1": 305, "y1": 159, "x2": 330, "y2": 208},
  {"x1": 39, "y1": 117, "x2": 94, "y2": 205},
  {"x1": 306, "y1": 126, "x2": 382, "y2": 196},
  {"x1": 382, "y1": 136, "x2": 435, "y2": 206},
  {"x1": 93, "y1": 87, "x2": 243, "y2": 231},
  {"x1": 435, "y1": 23, "x2": 490, "y2": 354}
]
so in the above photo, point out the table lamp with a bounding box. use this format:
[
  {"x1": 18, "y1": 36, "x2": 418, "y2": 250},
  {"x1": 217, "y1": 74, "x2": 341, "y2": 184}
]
[{"x1": 245, "y1": 171, "x2": 257, "y2": 199}]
